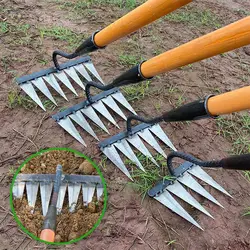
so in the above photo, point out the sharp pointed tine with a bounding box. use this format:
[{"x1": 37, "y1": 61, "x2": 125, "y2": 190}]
[
  {"x1": 149, "y1": 124, "x2": 177, "y2": 151},
  {"x1": 74, "y1": 64, "x2": 92, "y2": 82},
  {"x1": 138, "y1": 129, "x2": 167, "y2": 158},
  {"x1": 114, "y1": 140, "x2": 145, "y2": 171},
  {"x1": 20, "y1": 82, "x2": 46, "y2": 111},
  {"x1": 167, "y1": 181, "x2": 214, "y2": 218},
  {"x1": 178, "y1": 172, "x2": 223, "y2": 208},
  {"x1": 13, "y1": 181, "x2": 25, "y2": 199},
  {"x1": 56, "y1": 183, "x2": 67, "y2": 214},
  {"x1": 188, "y1": 165, "x2": 232, "y2": 198},
  {"x1": 96, "y1": 184, "x2": 104, "y2": 200},
  {"x1": 82, "y1": 184, "x2": 95, "y2": 206},
  {"x1": 68, "y1": 183, "x2": 81, "y2": 212},
  {"x1": 83, "y1": 61, "x2": 104, "y2": 84},
  {"x1": 40, "y1": 182, "x2": 53, "y2": 216},
  {"x1": 81, "y1": 106, "x2": 109, "y2": 134},
  {"x1": 112, "y1": 92, "x2": 137, "y2": 115},
  {"x1": 102, "y1": 96, "x2": 127, "y2": 120},
  {"x1": 43, "y1": 74, "x2": 68, "y2": 101},
  {"x1": 92, "y1": 101, "x2": 119, "y2": 128},
  {"x1": 69, "y1": 111, "x2": 99, "y2": 141},
  {"x1": 54, "y1": 71, "x2": 78, "y2": 96},
  {"x1": 57, "y1": 117, "x2": 87, "y2": 146},
  {"x1": 102, "y1": 145, "x2": 132, "y2": 180},
  {"x1": 126, "y1": 135, "x2": 159, "y2": 167},
  {"x1": 154, "y1": 190, "x2": 203, "y2": 230},
  {"x1": 31, "y1": 78, "x2": 57, "y2": 105},
  {"x1": 64, "y1": 67, "x2": 85, "y2": 90},
  {"x1": 26, "y1": 182, "x2": 39, "y2": 213}
]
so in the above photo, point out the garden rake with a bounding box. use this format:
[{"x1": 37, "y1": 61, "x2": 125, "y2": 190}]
[
  {"x1": 100, "y1": 85, "x2": 250, "y2": 179},
  {"x1": 15, "y1": 0, "x2": 192, "y2": 111},
  {"x1": 13, "y1": 170, "x2": 104, "y2": 216},
  {"x1": 148, "y1": 151, "x2": 250, "y2": 230},
  {"x1": 52, "y1": 17, "x2": 250, "y2": 146}
]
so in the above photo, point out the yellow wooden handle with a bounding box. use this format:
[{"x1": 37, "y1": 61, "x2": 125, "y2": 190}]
[
  {"x1": 94, "y1": 0, "x2": 192, "y2": 47},
  {"x1": 141, "y1": 16, "x2": 250, "y2": 78},
  {"x1": 207, "y1": 86, "x2": 250, "y2": 116}
]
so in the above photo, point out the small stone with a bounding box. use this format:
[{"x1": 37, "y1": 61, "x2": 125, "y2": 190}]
[
  {"x1": 29, "y1": 165, "x2": 34, "y2": 170},
  {"x1": 54, "y1": 235, "x2": 61, "y2": 242},
  {"x1": 79, "y1": 161, "x2": 95, "y2": 174},
  {"x1": 88, "y1": 202, "x2": 96, "y2": 213},
  {"x1": 68, "y1": 232, "x2": 78, "y2": 241}
]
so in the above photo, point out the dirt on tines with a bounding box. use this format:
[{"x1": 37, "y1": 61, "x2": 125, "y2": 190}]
[{"x1": 13, "y1": 150, "x2": 104, "y2": 242}]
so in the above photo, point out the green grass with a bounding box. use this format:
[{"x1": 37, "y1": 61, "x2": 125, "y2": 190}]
[
  {"x1": 127, "y1": 154, "x2": 174, "y2": 200},
  {"x1": 0, "y1": 21, "x2": 8, "y2": 34},
  {"x1": 165, "y1": 7, "x2": 221, "y2": 29},
  {"x1": 39, "y1": 26, "x2": 84, "y2": 50},
  {"x1": 122, "y1": 81, "x2": 150, "y2": 102},
  {"x1": 243, "y1": 207, "x2": 250, "y2": 216},
  {"x1": 118, "y1": 53, "x2": 142, "y2": 67}
]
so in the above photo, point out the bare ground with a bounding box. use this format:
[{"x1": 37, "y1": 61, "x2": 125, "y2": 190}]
[{"x1": 0, "y1": 0, "x2": 250, "y2": 249}]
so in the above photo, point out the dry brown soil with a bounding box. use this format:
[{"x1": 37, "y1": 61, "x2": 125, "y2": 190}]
[
  {"x1": 0, "y1": 0, "x2": 250, "y2": 249},
  {"x1": 13, "y1": 150, "x2": 104, "y2": 242}
]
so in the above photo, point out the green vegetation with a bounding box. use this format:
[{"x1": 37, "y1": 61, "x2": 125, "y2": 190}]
[
  {"x1": 118, "y1": 53, "x2": 142, "y2": 67},
  {"x1": 243, "y1": 207, "x2": 250, "y2": 216},
  {"x1": 165, "y1": 7, "x2": 221, "y2": 29}
]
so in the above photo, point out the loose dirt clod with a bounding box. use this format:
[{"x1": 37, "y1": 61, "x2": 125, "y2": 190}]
[{"x1": 79, "y1": 160, "x2": 96, "y2": 174}]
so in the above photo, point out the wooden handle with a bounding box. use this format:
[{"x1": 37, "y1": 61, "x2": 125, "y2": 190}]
[
  {"x1": 94, "y1": 0, "x2": 192, "y2": 47},
  {"x1": 141, "y1": 16, "x2": 250, "y2": 78},
  {"x1": 207, "y1": 86, "x2": 250, "y2": 116}
]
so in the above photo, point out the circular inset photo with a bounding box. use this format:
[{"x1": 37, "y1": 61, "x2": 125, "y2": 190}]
[{"x1": 10, "y1": 148, "x2": 107, "y2": 245}]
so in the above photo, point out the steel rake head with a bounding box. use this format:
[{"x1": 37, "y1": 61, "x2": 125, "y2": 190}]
[
  {"x1": 148, "y1": 161, "x2": 232, "y2": 230},
  {"x1": 16, "y1": 56, "x2": 104, "y2": 111},
  {"x1": 13, "y1": 174, "x2": 104, "y2": 216},
  {"x1": 99, "y1": 123, "x2": 177, "y2": 180}
]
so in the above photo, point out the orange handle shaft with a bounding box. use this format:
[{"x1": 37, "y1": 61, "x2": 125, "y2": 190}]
[
  {"x1": 40, "y1": 229, "x2": 55, "y2": 242},
  {"x1": 141, "y1": 16, "x2": 250, "y2": 78},
  {"x1": 94, "y1": 0, "x2": 192, "y2": 47},
  {"x1": 207, "y1": 86, "x2": 250, "y2": 116}
]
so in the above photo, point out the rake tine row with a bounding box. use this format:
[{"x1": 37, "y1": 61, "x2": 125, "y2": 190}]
[
  {"x1": 13, "y1": 174, "x2": 104, "y2": 216},
  {"x1": 99, "y1": 123, "x2": 176, "y2": 179},
  {"x1": 52, "y1": 88, "x2": 136, "y2": 145},
  {"x1": 16, "y1": 57, "x2": 104, "y2": 111}
]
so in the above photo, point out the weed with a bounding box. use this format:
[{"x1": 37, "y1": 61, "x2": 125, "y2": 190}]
[
  {"x1": 176, "y1": 92, "x2": 186, "y2": 107},
  {"x1": 0, "y1": 21, "x2": 8, "y2": 34},
  {"x1": 8, "y1": 166, "x2": 16, "y2": 175},
  {"x1": 37, "y1": 58, "x2": 49, "y2": 66},
  {"x1": 166, "y1": 240, "x2": 177, "y2": 246},
  {"x1": 122, "y1": 81, "x2": 150, "y2": 102},
  {"x1": 119, "y1": 53, "x2": 142, "y2": 67},
  {"x1": 236, "y1": 9, "x2": 250, "y2": 16},
  {"x1": 165, "y1": 7, "x2": 221, "y2": 29}
]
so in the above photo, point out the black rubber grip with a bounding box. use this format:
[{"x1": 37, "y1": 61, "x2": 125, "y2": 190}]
[
  {"x1": 162, "y1": 99, "x2": 209, "y2": 122},
  {"x1": 220, "y1": 154, "x2": 250, "y2": 170}
]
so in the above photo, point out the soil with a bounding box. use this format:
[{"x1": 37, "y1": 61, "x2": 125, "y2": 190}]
[
  {"x1": 0, "y1": 0, "x2": 250, "y2": 249},
  {"x1": 13, "y1": 150, "x2": 104, "y2": 242}
]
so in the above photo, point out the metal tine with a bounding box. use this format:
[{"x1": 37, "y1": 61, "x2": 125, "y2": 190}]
[
  {"x1": 13, "y1": 181, "x2": 25, "y2": 199},
  {"x1": 83, "y1": 61, "x2": 104, "y2": 84},
  {"x1": 40, "y1": 182, "x2": 53, "y2": 216},
  {"x1": 126, "y1": 134, "x2": 159, "y2": 167},
  {"x1": 68, "y1": 183, "x2": 81, "y2": 212},
  {"x1": 96, "y1": 184, "x2": 104, "y2": 200},
  {"x1": 69, "y1": 110, "x2": 99, "y2": 141},
  {"x1": 26, "y1": 182, "x2": 39, "y2": 213},
  {"x1": 154, "y1": 190, "x2": 203, "y2": 230},
  {"x1": 138, "y1": 128, "x2": 167, "y2": 158},
  {"x1": 43, "y1": 74, "x2": 68, "y2": 101},
  {"x1": 92, "y1": 101, "x2": 120, "y2": 128},
  {"x1": 102, "y1": 145, "x2": 132, "y2": 180},
  {"x1": 149, "y1": 124, "x2": 177, "y2": 151},
  {"x1": 74, "y1": 64, "x2": 92, "y2": 82},
  {"x1": 54, "y1": 71, "x2": 78, "y2": 96},
  {"x1": 57, "y1": 116, "x2": 87, "y2": 146},
  {"x1": 81, "y1": 106, "x2": 109, "y2": 134},
  {"x1": 20, "y1": 82, "x2": 46, "y2": 111},
  {"x1": 64, "y1": 67, "x2": 85, "y2": 90},
  {"x1": 31, "y1": 78, "x2": 57, "y2": 105},
  {"x1": 188, "y1": 165, "x2": 232, "y2": 198},
  {"x1": 166, "y1": 181, "x2": 214, "y2": 218},
  {"x1": 56, "y1": 183, "x2": 67, "y2": 214},
  {"x1": 102, "y1": 95, "x2": 127, "y2": 120},
  {"x1": 82, "y1": 183, "x2": 96, "y2": 206},
  {"x1": 112, "y1": 92, "x2": 137, "y2": 115},
  {"x1": 178, "y1": 172, "x2": 224, "y2": 208},
  {"x1": 114, "y1": 139, "x2": 145, "y2": 172}
]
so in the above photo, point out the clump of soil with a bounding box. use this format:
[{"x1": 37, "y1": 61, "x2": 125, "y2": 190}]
[{"x1": 13, "y1": 150, "x2": 104, "y2": 242}]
